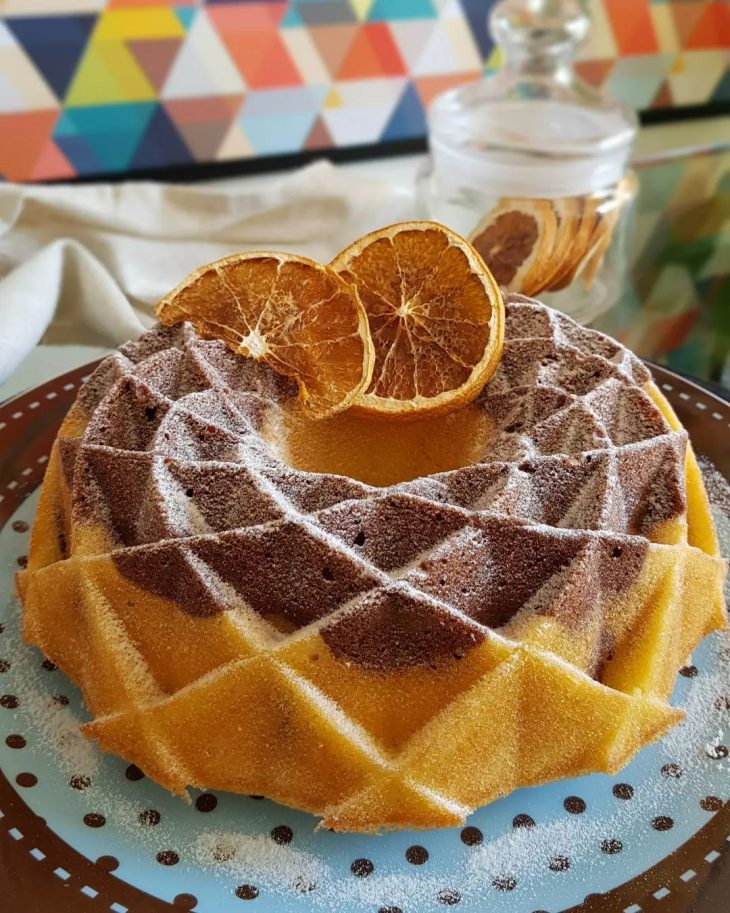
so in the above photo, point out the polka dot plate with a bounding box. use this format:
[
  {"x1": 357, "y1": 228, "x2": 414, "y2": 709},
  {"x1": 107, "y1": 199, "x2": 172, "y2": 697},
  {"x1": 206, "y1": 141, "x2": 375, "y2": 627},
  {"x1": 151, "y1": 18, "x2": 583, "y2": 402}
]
[{"x1": 1, "y1": 362, "x2": 728, "y2": 913}]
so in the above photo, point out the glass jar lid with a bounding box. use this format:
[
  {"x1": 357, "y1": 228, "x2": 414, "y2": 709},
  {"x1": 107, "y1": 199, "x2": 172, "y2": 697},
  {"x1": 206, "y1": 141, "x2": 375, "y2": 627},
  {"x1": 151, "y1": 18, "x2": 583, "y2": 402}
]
[{"x1": 428, "y1": 0, "x2": 638, "y2": 198}]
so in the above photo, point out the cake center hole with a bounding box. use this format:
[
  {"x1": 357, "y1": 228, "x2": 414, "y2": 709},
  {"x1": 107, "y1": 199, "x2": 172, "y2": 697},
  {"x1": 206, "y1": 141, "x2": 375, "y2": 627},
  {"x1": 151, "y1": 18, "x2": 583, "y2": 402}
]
[{"x1": 264, "y1": 402, "x2": 494, "y2": 487}]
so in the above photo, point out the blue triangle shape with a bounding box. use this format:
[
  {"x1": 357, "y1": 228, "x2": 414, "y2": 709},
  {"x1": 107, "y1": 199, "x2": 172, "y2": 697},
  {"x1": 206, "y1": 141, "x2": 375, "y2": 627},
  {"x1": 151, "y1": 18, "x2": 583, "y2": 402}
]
[
  {"x1": 459, "y1": 0, "x2": 494, "y2": 62},
  {"x1": 281, "y1": 7, "x2": 304, "y2": 27},
  {"x1": 174, "y1": 7, "x2": 197, "y2": 30},
  {"x1": 381, "y1": 82, "x2": 425, "y2": 142},
  {"x1": 6, "y1": 15, "x2": 96, "y2": 99},
  {"x1": 131, "y1": 104, "x2": 194, "y2": 169},
  {"x1": 52, "y1": 130, "x2": 102, "y2": 177},
  {"x1": 54, "y1": 103, "x2": 156, "y2": 175}
]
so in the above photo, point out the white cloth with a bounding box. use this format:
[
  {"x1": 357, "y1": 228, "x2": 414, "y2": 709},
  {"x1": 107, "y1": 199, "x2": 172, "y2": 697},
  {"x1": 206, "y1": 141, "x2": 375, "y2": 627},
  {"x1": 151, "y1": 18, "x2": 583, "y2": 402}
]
[{"x1": 0, "y1": 161, "x2": 414, "y2": 384}]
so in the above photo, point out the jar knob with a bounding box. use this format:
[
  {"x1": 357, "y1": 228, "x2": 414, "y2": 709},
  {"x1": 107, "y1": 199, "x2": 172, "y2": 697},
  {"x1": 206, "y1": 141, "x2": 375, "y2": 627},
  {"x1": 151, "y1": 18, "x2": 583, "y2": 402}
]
[{"x1": 489, "y1": 0, "x2": 590, "y2": 70}]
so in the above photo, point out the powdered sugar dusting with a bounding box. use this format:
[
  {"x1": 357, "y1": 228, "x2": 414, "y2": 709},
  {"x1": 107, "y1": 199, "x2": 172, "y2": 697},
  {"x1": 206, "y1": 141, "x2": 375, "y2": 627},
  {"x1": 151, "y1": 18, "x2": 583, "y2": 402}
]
[
  {"x1": 194, "y1": 830, "x2": 325, "y2": 886},
  {"x1": 3, "y1": 599, "x2": 98, "y2": 781}
]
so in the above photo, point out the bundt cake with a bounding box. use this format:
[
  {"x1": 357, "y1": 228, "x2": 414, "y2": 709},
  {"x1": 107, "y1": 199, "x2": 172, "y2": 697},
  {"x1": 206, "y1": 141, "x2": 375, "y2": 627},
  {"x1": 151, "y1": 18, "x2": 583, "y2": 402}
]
[{"x1": 18, "y1": 294, "x2": 727, "y2": 832}]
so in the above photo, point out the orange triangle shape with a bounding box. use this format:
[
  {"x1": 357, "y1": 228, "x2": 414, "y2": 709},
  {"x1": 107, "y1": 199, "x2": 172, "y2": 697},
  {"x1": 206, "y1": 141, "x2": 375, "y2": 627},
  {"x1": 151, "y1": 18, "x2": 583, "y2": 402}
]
[
  {"x1": 30, "y1": 139, "x2": 74, "y2": 181},
  {"x1": 685, "y1": 4, "x2": 730, "y2": 50},
  {"x1": 368, "y1": 23, "x2": 405, "y2": 75},
  {"x1": 670, "y1": 1, "x2": 708, "y2": 43},
  {"x1": 304, "y1": 116, "x2": 334, "y2": 151},
  {"x1": 128, "y1": 38, "x2": 182, "y2": 93},
  {"x1": 249, "y1": 32, "x2": 301, "y2": 88},
  {"x1": 309, "y1": 24, "x2": 359, "y2": 79},
  {"x1": 215, "y1": 28, "x2": 270, "y2": 85},
  {"x1": 610, "y1": 3, "x2": 659, "y2": 55},
  {"x1": 575, "y1": 59, "x2": 614, "y2": 89},
  {"x1": 0, "y1": 110, "x2": 58, "y2": 182},
  {"x1": 338, "y1": 25, "x2": 384, "y2": 79},
  {"x1": 414, "y1": 73, "x2": 479, "y2": 110}
]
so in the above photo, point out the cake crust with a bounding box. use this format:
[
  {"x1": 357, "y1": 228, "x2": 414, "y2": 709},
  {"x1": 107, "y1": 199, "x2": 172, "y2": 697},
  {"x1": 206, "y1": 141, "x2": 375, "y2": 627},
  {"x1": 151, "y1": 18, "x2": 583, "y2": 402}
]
[{"x1": 19, "y1": 295, "x2": 727, "y2": 831}]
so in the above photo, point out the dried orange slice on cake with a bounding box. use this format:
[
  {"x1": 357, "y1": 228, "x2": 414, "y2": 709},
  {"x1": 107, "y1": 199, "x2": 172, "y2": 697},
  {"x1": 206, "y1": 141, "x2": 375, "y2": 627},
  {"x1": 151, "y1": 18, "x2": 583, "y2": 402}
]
[
  {"x1": 156, "y1": 252, "x2": 374, "y2": 420},
  {"x1": 468, "y1": 198, "x2": 557, "y2": 296},
  {"x1": 331, "y1": 221, "x2": 505, "y2": 419}
]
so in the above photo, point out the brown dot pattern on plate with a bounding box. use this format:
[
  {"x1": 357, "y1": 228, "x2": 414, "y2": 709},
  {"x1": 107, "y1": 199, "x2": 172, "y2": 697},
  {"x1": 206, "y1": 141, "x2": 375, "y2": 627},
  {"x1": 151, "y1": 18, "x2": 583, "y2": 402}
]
[
  {"x1": 195, "y1": 793, "x2": 217, "y2": 813},
  {"x1": 0, "y1": 624, "x2": 4, "y2": 634},
  {"x1": 437, "y1": 888, "x2": 461, "y2": 905},
  {"x1": 52, "y1": 694, "x2": 69, "y2": 707},
  {"x1": 213, "y1": 844, "x2": 235, "y2": 863},
  {"x1": 652, "y1": 816, "x2": 674, "y2": 831},
  {"x1": 173, "y1": 894, "x2": 198, "y2": 910},
  {"x1": 563, "y1": 796, "x2": 586, "y2": 814},
  {"x1": 16, "y1": 772, "x2": 37, "y2": 788},
  {"x1": 12, "y1": 521, "x2": 29, "y2": 533},
  {"x1": 513, "y1": 813, "x2": 535, "y2": 828},
  {"x1": 351, "y1": 858, "x2": 374, "y2": 877},
  {"x1": 612, "y1": 783, "x2": 634, "y2": 800},
  {"x1": 41, "y1": 659, "x2": 58, "y2": 671},
  {"x1": 293, "y1": 878, "x2": 316, "y2": 894},
  {"x1": 271, "y1": 825, "x2": 293, "y2": 845},
  {"x1": 601, "y1": 838, "x2": 623, "y2": 854},
  {"x1": 125, "y1": 763, "x2": 144, "y2": 781},
  {"x1": 249, "y1": 794, "x2": 264, "y2": 800},
  {"x1": 492, "y1": 875, "x2": 517, "y2": 891},
  {"x1": 549, "y1": 855, "x2": 571, "y2": 872},
  {"x1": 235, "y1": 885, "x2": 259, "y2": 900},
  {"x1": 84, "y1": 813, "x2": 106, "y2": 828},
  {"x1": 157, "y1": 850, "x2": 179, "y2": 866},
  {"x1": 460, "y1": 826, "x2": 483, "y2": 846},
  {"x1": 379, "y1": 907, "x2": 402, "y2": 913},
  {"x1": 700, "y1": 796, "x2": 723, "y2": 812},
  {"x1": 1, "y1": 694, "x2": 18, "y2": 709},
  {"x1": 660, "y1": 762, "x2": 683, "y2": 778},
  {"x1": 406, "y1": 845, "x2": 429, "y2": 865},
  {"x1": 679, "y1": 664, "x2": 698, "y2": 678},
  {"x1": 95, "y1": 855, "x2": 119, "y2": 872},
  {"x1": 706, "y1": 744, "x2": 728, "y2": 759},
  {"x1": 139, "y1": 809, "x2": 161, "y2": 827},
  {"x1": 16, "y1": 555, "x2": 28, "y2": 568},
  {"x1": 70, "y1": 775, "x2": 90, "y2": 790},
  {"x1": 0, "y1": 659, "x2": 10, "y2": 673},
  {"x1": 6, "y1": 734, "x2": 25, "y2": 749}
]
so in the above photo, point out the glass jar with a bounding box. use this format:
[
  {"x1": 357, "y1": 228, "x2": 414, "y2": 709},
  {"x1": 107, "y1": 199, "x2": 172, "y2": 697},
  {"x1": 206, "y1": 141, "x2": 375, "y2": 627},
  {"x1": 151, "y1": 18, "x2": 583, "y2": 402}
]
[{"x1": 417, "y1": 0, "x2": 638, "y2": 324}]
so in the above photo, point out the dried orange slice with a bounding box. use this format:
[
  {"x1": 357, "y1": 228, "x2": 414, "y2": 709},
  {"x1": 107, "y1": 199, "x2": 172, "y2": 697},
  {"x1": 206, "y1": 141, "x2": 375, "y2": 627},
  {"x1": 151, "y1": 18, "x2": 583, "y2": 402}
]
[
  {"x1": 156, "y1": 251, "x2": 374, "y2": 420},
  {"x1": 581, "y1": 174, "x2": 638, "y2": 289},
  {"x1": 468, "y1": 199, "x2": 557, "y2": 295},
  {"x1": 545, "y1": 195, "x2": 602, "y2": 291},
  {"x1": 537, "y1": 196, "x2": 582, "y2": 292},
  {"x1": 331, "y1": 221, "x2": 505, "y2": 419}
]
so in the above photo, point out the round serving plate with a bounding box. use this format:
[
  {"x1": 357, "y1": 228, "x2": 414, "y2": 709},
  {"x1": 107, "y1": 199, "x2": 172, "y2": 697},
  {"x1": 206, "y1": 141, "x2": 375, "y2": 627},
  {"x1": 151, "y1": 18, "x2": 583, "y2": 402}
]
[{"x1": 0, "y1": 362, "x2": 728, "y2": 913}]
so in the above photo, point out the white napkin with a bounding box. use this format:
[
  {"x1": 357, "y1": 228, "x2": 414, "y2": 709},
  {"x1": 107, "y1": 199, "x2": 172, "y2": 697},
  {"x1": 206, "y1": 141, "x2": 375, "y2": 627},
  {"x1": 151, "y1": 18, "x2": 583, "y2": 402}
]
[{"x1": 0, "y1": 161, "x2": 414, "y2": 384}]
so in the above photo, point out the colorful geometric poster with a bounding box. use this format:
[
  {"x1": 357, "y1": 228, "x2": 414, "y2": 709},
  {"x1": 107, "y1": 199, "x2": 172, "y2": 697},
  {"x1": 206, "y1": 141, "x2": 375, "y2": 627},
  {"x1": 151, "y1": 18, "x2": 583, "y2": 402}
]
[{"x1": 0, "y1": 0, "x2": 728, "y2": 182}]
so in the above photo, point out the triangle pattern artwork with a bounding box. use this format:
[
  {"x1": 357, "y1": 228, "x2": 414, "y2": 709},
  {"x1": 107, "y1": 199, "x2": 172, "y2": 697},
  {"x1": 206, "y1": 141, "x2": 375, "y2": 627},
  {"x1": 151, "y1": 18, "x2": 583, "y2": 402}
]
[
  {"x1": 0, "y1": 0, "x2": 727, "y2": 181},
  {"x1": 130, "y1": 103, "x2": 193, "y2": 170},
  {"x1": 5, "y1": 15, "x2": 96, "y2": 99},
  {"x1": 128, "y1": 38, "x2": 183, "y2": 93}
]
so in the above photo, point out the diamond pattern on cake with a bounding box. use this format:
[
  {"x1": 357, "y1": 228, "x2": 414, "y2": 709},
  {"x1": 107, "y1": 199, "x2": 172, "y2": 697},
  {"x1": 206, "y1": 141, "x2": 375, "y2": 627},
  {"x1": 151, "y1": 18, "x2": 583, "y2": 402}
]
[{"x1": 19, "y1": 296, "x2": 727, "y2": 831}]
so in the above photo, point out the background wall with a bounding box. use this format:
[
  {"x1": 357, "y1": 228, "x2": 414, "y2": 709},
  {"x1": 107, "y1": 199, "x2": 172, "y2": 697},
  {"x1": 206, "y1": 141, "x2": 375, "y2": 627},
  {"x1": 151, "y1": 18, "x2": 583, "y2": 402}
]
[{"x1": 0, "y1": 0, "x2": 728, "y2": 182}]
